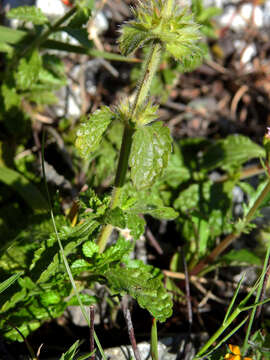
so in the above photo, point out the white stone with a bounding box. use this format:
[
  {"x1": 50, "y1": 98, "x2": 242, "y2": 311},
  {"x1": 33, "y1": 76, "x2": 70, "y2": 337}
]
[
  {"x1": 36, "y1": 0, "x2": 66, "y2": 19},
  {"x1": 219, "y1": 4, "x2": 263, "y2": 30}
]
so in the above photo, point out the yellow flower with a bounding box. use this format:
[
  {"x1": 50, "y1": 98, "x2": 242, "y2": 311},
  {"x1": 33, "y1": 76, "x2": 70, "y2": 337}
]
[{"x1": 224, "y1": 344, "x2": 252, "y2": 360}]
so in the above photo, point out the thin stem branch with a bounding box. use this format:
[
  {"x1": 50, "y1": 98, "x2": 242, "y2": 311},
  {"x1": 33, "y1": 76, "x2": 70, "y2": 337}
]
[
  {"x1": 90, "y1": 305, "x2": 95, "y2": 360},
  {"x1": 130, "y1": 41, "x2": 162, "y2": 117},
  {"x1": 10, "y1": 6, "x2": 77, "y2": 70},
  {"x1": 26, "y1": 6, "x2": 77, "y2": 55},
  {"x1": 182, "y1": 249, "x2": 193, "y2": 326},
  {"x1": 151, "y1": 318, "x2": 159, "y2": 360},
  {"x1": 122, "y1": 297, "x2": 142, "y2": 360}
]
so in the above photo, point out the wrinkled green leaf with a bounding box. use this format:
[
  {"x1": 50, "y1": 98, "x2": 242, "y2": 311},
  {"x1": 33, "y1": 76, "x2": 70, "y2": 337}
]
[
  {"x1": 7, "y1": 6, "x2": 49, "y2": 25},
  {"x1": 133, "y1": 205, "x2": 178, "y2": 220},
  {"x1": 76, "y1": 106, "x2": 114, "y2": 159},
  {"x1": 71, "y1": 259, "x2": 91, "y2": 272},
  {"x1": 125, "y1": 213, "x2": 146, "y2": 240},
  {"x1": 3, "y1": 320, "x2": 41, "y2": 342},
  {"x1": 202, "y1": 135, "x2": 265, "y2": 172},
  {"x1": 106, "y1": 261, "x2": 172, "y2": 322},
  {"x1": 129, "y1": 122, "x2": 172, "y2": 189},
  {"x1": 1, "y1": 288, "x2": 27, "y2": 312},
  {"x1": 102, "y1": 237, "x2": 133, "y2": 265},
  {"x1": 82, "y1": 241, "x2": 99, "y2": 258},
  {"x1": 40, "y1": 291, "x2": 61, "y2": 306},
  {"x1": 103, "y1": 207, "x2": 126, "y2": 228},
  {"x1": 16, "y1": 49, "x2": 42, "y2": 90},
  {"x1": 1, "y1": 83, "x2": 21, "y2": 110}
]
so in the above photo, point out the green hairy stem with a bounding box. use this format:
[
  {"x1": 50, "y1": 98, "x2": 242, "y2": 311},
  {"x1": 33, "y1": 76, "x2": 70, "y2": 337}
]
[
  {"x1": 131, "y1": 41, "x2": 163, "y2": 117},
  {"x1": 97, "y1": 42, "x2": 163, "y2": 253}
]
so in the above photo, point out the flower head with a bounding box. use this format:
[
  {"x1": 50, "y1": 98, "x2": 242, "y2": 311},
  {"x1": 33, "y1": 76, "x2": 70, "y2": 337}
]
[{"x1": 119, "y1": 0, "x2": 202, "y2": 63}]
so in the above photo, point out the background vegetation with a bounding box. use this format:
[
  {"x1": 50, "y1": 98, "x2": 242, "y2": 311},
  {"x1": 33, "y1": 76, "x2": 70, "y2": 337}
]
[{"x1": 0, "y1": 0, "x2": 270, "y2": 359}]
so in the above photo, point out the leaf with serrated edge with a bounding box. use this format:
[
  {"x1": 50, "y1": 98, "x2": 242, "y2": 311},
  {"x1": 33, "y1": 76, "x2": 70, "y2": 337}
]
[
  {"x1": 82, "y1": 242, "x2": 99, "y2": 258},
  {"x1": 105, "y1": 262, "x2": 172, "y2": 322},
  {"x1": 134, "y1": 205, "x2": 178, "y2": 220},
  {"x1": 75, "y1": 106, "x2": 114, "y2": 159},
  {"x1": 17, "y1": 49, "x2": 42, "y2": 90},
  {"x1": 7, "y1": 6, "x2": 48, "y2": 25},
  {"x1": 102, "y1": 207, "x2": 126, "y2": 228},
  {"x1": 129, "y1": 122, "x2": 171, "y2": 189}
]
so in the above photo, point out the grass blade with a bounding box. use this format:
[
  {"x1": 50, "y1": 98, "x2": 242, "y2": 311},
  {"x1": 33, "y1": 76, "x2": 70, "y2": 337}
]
[{"x1": 0, "y1": 272, "x2": 23, "y2": 294}]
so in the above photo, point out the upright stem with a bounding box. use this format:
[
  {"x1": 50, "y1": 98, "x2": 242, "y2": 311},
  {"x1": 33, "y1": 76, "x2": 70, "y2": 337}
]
[
  {"x1": 96, "y1": 40, "x2": 163, "y2": 253},
  {"x1": 37, "y1": 6, "x2": 77, "y2": 46},
  {"x1": 131, "y1": 41, "x2": 163, "y2": 117},
  {"x1": 97, "y1": 124, "x2": 134, "y2": 253}
]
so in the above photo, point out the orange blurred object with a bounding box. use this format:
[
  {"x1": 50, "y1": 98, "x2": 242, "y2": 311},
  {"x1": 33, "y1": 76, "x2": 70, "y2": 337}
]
[
  {"x1": 61, "y1": 0, "x2": 74, "y2": 7},
  {"x1": 224, "y1": 345, "x2": 252, "y2": 360}
]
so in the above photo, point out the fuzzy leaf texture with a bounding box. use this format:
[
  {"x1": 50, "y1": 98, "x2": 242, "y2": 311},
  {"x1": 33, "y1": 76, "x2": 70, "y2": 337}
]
[
  {"x1": 129, "y1": 121, "x2": 172, "y2": 189},
  {"x1": 75, "y1": 106, "x2": 114, "y2": 159},
  {"x1": 117, "y1": 101, "x2": 159, "y2": 126},
  {"x1": 136, "y1": 103, "x2": 159, "y2": 126},
  {"x1": 16, "y1": 49, "x2": 42, "y2": 91},
  {"x1": 105, "y1": 261, "x2": 173, "y2": 322},
  {"x1": 7, "y1": 6, "x2": 49, "y2": 25},
  {"x1": 131, "y1": 205, "x2": 178, "y2": 220},
  {"x1": 119, "y1": 0, "x2": 202, "y2": 63},
  {"x1": 72, "y1": 237, "x2": 134, "y2": 274}
]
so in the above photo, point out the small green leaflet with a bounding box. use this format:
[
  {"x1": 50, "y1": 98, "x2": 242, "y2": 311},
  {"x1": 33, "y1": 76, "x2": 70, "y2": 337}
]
[
  {"x1": 82, "y1": 241, "x2": 99, "y2": 258},
  {"x1": 102, "y1": 207, "x2": 126, "y2": 228},
  {"x1": 106, "y1": 263, "x2": 173, "y2": 322},
  {"x1": 16, "y1": 49, "x2": 42, "y2": 91},
  {"x1": 1, "y1": 83, "x2": 21, "y2": 111},
  {"x1": 7, "y1": 6, "x2": 49, "y2": 25},
  {"x1": 131, "y1": 205, "x2": 178, "y2": 220},
  {"x1": 119, "y1": 26, "x2": 153, "y2": 56},
  {"x1": 219, "y1": 249, "x2": 261, "y2": 266},
  {"x1": 202, "y1": 135, "x2": 265, "y2": 171},
  {"x1": 129, "y1": 122, "x2": 172, "y2": 189},
  {"x1": 135, "y1": 103, "x2": 159, "y2": 126},
  {"x1": 75, "y1": 106, "x2": 114, "y2": 159}
]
